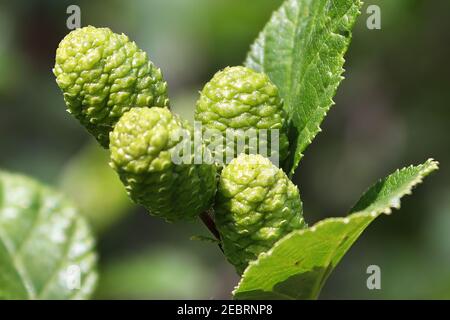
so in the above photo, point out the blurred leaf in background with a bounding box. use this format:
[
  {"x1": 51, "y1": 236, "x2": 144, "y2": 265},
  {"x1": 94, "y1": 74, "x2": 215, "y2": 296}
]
[
  {"x1": 59, "y1": 143, "x2": 133, "y2": 234},
  {"x1": 95, "y1": 247, "x2": 217, "y2": 299},
  {"x1": 0, "y1": 171, "x2": 97, "y2": 299}
]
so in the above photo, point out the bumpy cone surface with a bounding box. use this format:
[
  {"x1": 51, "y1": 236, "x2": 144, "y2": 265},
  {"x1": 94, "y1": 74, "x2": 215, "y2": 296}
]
[
  {"x1": 195, "y1": 66, "x2": 289, "y2": 165},
  {"x1": 215, "y1": 154, "x2": 305, "y2": 273},
  {"x1": 54, "y1": 26, "x2": 169, "y2": 147},
  {"x1": 110, "y1": 107, "x2": 217, "y2": 222}
]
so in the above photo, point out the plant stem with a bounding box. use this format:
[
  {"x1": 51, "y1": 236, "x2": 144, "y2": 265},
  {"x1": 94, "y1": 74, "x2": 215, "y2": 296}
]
[{"x1": 199, "y1": 209, "x2": 223, "y2": 252}]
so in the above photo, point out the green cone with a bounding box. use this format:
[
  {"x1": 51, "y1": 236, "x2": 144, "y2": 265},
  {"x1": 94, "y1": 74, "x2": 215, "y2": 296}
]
[
  {"x1": 215, "y1": 154, "x2": 305, "y2": 273},
  {"x1": 109, "y1": 107, "x2": 217, "y2": 222},
  {"x1": 54, "y1": 26, "x2": 169, "y2": 147},
  {"x1": 195, "y1": 66, "x2": 289, "y2": 165}
]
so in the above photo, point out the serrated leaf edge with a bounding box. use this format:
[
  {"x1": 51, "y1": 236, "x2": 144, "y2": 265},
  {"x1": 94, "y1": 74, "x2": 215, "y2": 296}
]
[{"x1": 350, "y1": 158, "x2": 439, "y2": 215}]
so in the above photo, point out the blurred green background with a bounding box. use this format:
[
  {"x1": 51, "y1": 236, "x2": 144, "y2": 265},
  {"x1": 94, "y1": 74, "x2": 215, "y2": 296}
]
[{"x1": 0, "y1": 0, "x2": 449, "y2": 299}]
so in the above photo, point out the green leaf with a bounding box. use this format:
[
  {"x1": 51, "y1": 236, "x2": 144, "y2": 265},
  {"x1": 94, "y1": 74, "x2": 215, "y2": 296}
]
[
  {"x1": 245, "y1": 0, "x2": 363, "y2": 176},
  {"x1": 233, "y1": 159, "x2": 438, "y2": 299},
  {"x1": 349, "y1": 159, "x2": 439, "y2": 214},
  {"x1": 0, "y1": 171, "x2": 97, "y2": 299}
]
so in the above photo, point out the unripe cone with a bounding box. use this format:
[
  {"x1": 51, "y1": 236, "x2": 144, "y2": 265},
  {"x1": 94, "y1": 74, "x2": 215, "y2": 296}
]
[
  {"x1": 195, "y1": 66, "x2": 289, "y2": 165},
  {"x1": 215, "y1": 154, "x2": 305, "y2": 273},
  {"x1": 110, "y1": 107, "x2": 217, "y2": 222},
  {"x1": 54, "y1": 26, "x2": 169, "y2": 147}
]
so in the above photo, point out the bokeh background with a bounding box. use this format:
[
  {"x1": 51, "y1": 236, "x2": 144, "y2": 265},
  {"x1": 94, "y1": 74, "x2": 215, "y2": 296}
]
[{"x1": 0, "y1": 0, "x2": 449, "y2": 299}]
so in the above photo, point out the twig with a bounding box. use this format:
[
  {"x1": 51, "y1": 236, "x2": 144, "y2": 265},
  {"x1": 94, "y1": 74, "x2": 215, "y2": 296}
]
[{"x1": 199, "y1": 209, "x2": 223, "y2": 252}]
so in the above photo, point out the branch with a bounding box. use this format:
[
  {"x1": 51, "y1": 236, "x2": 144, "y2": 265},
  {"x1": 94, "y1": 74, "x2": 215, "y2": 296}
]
[{"x1": 199, "y1": 209, "x2": 223, "y2": 252}]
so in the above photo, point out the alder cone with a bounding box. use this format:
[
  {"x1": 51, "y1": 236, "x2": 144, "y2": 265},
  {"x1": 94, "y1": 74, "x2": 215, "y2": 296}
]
[
  {"x1": 214, "y1": 154, "x2": 305, "y2": 274},
  {"x1": 110, "y1": 107, "x2": 217, "y2": 222},
  {"x1": 195, "y1": 66, "x2": 289, "y2": 165},
  {"x1": 54, "y1": 26, "x2": 169, "y2": 147}
]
